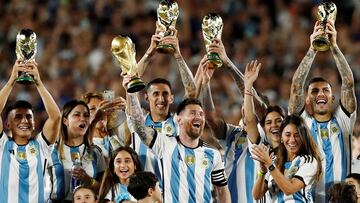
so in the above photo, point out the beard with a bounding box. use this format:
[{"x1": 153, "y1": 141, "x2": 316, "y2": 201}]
[{"x1": 186, "y1": 127, "x2": 203, "y2": 139}]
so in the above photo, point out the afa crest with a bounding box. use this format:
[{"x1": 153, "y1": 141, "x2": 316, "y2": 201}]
[{"x1": 185, "y1": 155, "x2": 195, "y2": 166}]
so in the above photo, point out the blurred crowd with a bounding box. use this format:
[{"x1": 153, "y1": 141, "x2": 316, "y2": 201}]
[{"x1": 0, "y1": 0, "x2": 360, "y2": 136}]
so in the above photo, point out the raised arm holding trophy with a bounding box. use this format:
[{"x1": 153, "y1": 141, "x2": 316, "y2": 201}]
[
  {"x1": 202, "y1": 13, "x2": 224, "y2": 69},
  {"x1": 111, "y1": 35, "x2": 145, "y2": 93},
  {"x1": 15, "y1": 28, "x2": 37, "y2": 85},
  {"x1": 312, "y1": 2, "x2": 337, "y2": 52},
  {"x1": 156, "y1": 0, "x2": 179, "y2": 54}
]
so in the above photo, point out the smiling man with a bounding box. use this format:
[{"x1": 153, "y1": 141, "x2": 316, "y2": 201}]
[
  {"x1": 0, "y1": 60, "x2": 61, "y2": 203},
  {"x1": 127, "y1": 95, "x2": 231, "y2": 203},
  {"x1": 289, "y1": 21, "x2": 357, "y2": 202}
]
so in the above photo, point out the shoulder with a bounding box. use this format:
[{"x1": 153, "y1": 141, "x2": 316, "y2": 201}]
[{"x1": 298, "y1": 155, "x2": 317, "y2": 165}]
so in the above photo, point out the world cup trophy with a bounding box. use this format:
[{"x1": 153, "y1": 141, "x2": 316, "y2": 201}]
[
  {"x1": 312, "y1": 2, "x2": 337, "y2": 52},
  {"x1": 202, "y1": 13, "x2": 224, "y2": 68},
  {"x1": 156, "y1": 0, "x2": 179, "y2": 53},
  {"x1": 111, "y1": 36, "x2": 145, "y2": 93},
  {"x1": 15, "y1": 29, "x2": 37, "y2": 84}
]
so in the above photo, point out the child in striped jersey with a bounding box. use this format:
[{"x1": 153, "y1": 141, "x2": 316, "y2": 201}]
[
  {"x1": 252, "y1": 115, "x2": 322, "y2": 203},
  {"x1": 99, "y1": 146, "x2": 142, "y2": 203}
]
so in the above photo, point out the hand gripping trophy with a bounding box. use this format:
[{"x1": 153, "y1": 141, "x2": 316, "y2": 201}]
[
  {"x1": 202, "y1": 13, "x2": 224, "y2": 68},
  {"x1": 312, "y1": 2, "x2": 337, "y2": 51},
  {"x1": 15, "y1": 29, "x2": 37, "y2": 84},
  {"x1": 111, "y1": 36, "x2": 145, "y2": 93},
  {"x1": 156, "y1": 0, "x2": 179, "y2": 53}
]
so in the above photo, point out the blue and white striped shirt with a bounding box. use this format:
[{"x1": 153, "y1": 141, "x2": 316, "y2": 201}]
[
  {"x1": 301, "y1": 105, "x2": 356, "y2": 202},
  {"x1": 0, "y1": 132, "x2": 52, "y2": 203},
  {"x1": 266, "y1": 155, "x2": 318, "y2": 203},
  {"x1": 47, "y1": 143, "x2": 106, "y2": 201},
  {"x1": 150, "y1": 134, "x2": 226, "y2": 203}
]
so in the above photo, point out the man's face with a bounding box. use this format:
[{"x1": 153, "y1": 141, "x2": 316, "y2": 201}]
[
  {"x1": 7, "y1": 108, "x2": 35, "y2": 140},
  {"x1": 177, "y1": 104, "x2": 205, "y2": 139},
  {"x1": 306, "y1": 81, "x2": 334, "y2": 115},
  {"x1": 146, "y1": 83, "x2": 174, "y2": 118}
]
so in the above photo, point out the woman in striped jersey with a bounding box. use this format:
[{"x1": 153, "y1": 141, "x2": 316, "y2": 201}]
[{"x1": 252, "y1": 115, "x2": 322, "y2": 202}]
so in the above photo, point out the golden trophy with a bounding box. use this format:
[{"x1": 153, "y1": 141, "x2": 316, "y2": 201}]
[
  {"x1": 312, "y1": 2, "x2": 337, "y2": 52},
  {"x1": 15, "y1": 29, "x2": 37, "y2": 84},
  {"x1": 111, "y1": 36, "x2": 145, "y2": 93},
  {"x1": 202, "y1": 13, "x2": 224, "y2": 68},
  {"x1": 156, "y1": 0, "x2": 179, "y2": 53}
]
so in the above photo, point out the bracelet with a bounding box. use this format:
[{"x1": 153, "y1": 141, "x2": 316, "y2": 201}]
[
  {"x1": 258, "y1": 170, "x2": 266, "y2": 177},
  {"x1": 268, "y1": 164, "x2": 275, "y2": 172},
  {"x1": 244, "y1": 89, "x2": 253, "y2": 97}
]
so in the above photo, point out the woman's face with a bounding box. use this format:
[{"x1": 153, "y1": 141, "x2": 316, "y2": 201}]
[
  {"x1": 114, "y1": 150, "x2": 136, "y2": 184},
  {"x1": 281, "y1": 123, "x2": 303, "y2": 160},
  {"x1": 263, "y1": 111, "x2": 283, "y2": 146},
  {"x1": 64, "y1": 105, "x2": 90, "y2": 138}
]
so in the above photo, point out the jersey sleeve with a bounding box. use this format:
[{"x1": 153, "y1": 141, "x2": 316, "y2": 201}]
[
  {"x1": 211, "y1": 150, "x2": 227, "y2": 186},
  {"x1": 94, "y1": 147, "x2": 106, "y2": 175},
  {"x1": 150, "y1": 132, "x2": 176, "y2": 159},
  {"x1": 36, "y1": 132, "x2": 54, "y2": 158},
  {"x1": 293, "y1": 155, "x2": 318, "y2": 186}
]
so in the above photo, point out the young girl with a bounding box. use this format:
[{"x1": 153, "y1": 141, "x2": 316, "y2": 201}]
[
  {"x1": 99, "y1": 146, "x2": 143, "y2": 203},
  {"x1": 48, "y1": 100, "x2": 106, "y2": 202},
  {"x1": 252, "y1": 115, "x2": 322, "y2": 202},
  {"x1": 73, "y1": 186, "x2": 97, "y2": 203}
]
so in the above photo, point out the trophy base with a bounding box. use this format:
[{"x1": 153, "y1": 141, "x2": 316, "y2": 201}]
[
  {"x1": 16, "y1": 73, "x2": 34, "y2": 85},
  {"x1": 313, "y1": 35, "x2": 330, "y2": 52},
  {"x1": 127, "y1": 76, "x2": 146, "y2": 93},
  {"x1": 156, "y1": 44, "x2": 175, "y2": 54},
  {"x1": 207, "y1": 53, "x2": 223, "y2": 69}
]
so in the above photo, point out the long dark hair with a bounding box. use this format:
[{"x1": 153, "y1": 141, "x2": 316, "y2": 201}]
[
  {"x1": 57, "y1": 100, "x2": 92, "y2": 160},
  {"x1": 98, "y1": 146, "x2": 143, "y2": 202},
  {"x1": 276, "y1": 115, "x2": 322, "y2": 183}
]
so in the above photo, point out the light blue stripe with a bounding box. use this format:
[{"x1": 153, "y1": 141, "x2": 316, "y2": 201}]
[
  {"x1": 34, "y1": 141, "x2": 44, "y2": 203},
  {"x1": 333, "y1": 118, "x2": 347, "y2": 180},
  {"x1": 185, "y1": 148, "x2": 196, "y2": 203},
  {"x1": 228, "y1": 132, "x2": 243, "y2": 202},
  {"x1": 203, "y1": 149, "x2": 214, "y2": 203},
  {"x1": 170, "y1": 146, "x2": 180, "y2": 203},
  {"x1": 245, "y1": 149, "x2": 255, "y2": 203},
  {"x1": 0, "y1": 140, "x2": 13, "y2": 202},
  {"x1": 104, "y1": 137, "x2": 111, "y2": 153},
  {"x1": 18, "y1": 146, "x2": 29, "y2": 203},
  {"x1": 138, "y1": 142, "x2": 148, "y2": 170},
  {"x1": 51, "y1": 148, "x2": 65, "y2": 199},
  {"x1": 320, "y1": 123, "x2": 334, "y2": 192}
]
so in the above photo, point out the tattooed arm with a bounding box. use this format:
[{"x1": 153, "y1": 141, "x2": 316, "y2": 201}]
[
  {"x1": 208, "y1": 39, "x2": 268, "y2": 120},
  {"x1": 288, "y1": 22, "x2": 322, "y2": 115},
  {"x1": 327, "y1": 21, "x2": 357, "y2": 113},
  {"x1": 127, "y1": 93, "x2": 156, "y2": 147},
  {"x1": 161, "y1": 28, "x2": 197, "y2": 98}
]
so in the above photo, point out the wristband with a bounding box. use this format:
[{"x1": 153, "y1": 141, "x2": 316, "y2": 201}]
[
  {"x1": 258, "y1": 170, "x2": 266, "y2": 177},
  {"x1": 268, "y1": 164, "x2": 275, "y2": 172}
]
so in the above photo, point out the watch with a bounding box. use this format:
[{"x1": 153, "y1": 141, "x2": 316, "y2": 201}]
[{"x1": 268, "y1": 164, "x2": 275, "y2": 172}]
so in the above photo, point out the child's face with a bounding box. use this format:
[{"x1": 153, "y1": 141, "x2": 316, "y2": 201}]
[{"x1": 73, "y1": 188, "x2": 97, "y2": 203}]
